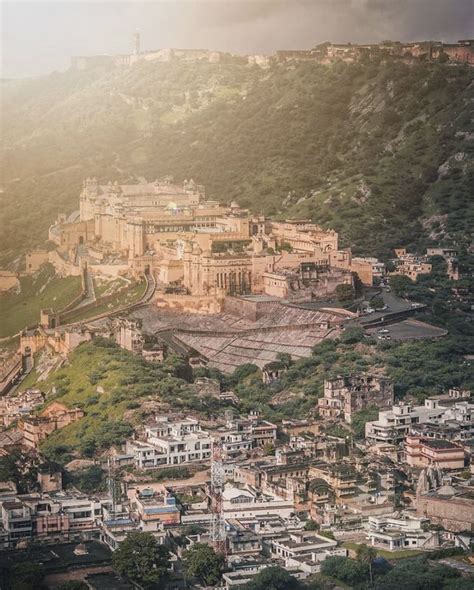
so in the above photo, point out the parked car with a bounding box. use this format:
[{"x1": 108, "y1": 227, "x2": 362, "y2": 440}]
[{"x1": 377, "y1": 329, "x2": 389, "y2": 334}]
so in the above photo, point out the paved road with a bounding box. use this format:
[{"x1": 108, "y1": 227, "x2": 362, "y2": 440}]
[
  {"x1": 381, "y1": 290, "x2": 413, "y2": 313},
  {"x1": 367, "y1": 319, "x2": 447, "y2": 341},
  {"x1": 359, "y1": 289, "x2": 422, "y2": 325}
]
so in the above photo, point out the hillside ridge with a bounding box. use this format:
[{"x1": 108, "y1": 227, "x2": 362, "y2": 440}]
[{"x1": 1, "y1": 59, "x2": 473, "y2": 265}]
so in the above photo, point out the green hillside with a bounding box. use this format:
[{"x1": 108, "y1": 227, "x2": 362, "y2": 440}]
[
  {"x1": 0, "y1": 264, "x2": 82, "y2": 337},
  {"x1": 29, "y1": 326, "x2": 474, "y2": 465},
  {"x1": 1, "y1": 59, "x2": 473, "y2": 265},
  {"x1": 34, "y1": 338, "x2": 196, "y2": 463}
]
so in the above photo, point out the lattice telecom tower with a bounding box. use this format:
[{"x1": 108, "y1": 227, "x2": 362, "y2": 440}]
[{"x1": 210, "y1": 439, "x2": 226, "y2": 554}]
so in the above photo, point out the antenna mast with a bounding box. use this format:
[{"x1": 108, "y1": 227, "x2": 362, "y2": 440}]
[
  {"x1": 107, "y1": 458, "x2": 120, "y2": 516},
  {"x1": 133, "y1": 29, "x2": 141, "y2": 56},
  {"x1": 210, "y1": 438, "x2": 226, "y2": 554}
]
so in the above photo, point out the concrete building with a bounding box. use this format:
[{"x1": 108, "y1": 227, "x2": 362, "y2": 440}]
[
  {"x1": 125, "y1": 417, "x2": 212, "y2": 468},
  {"x1": 226, "y1": 415, "x2": 277, "y2": 448},
  {"x1": 270, "y1": 531, "x2": 344, "y2": 573},
  {"x1": 365, "y1": 399, "x2": 447, "y2": 445},
  {"x1": 128, "y1": 486, "x2": 180, "y2": 529},
  {"x1": 222, "y1": 486, "x2": 294, "y2": 519},
  {"x1": 366, "y1": 514, "x2": 439, "y2": 551},
  {"x1": 1, "y1": 500, "x2": 33, "y2": 546},
  {"x1": 405, "y1": 436, "x2": 466, "y2": 470}
]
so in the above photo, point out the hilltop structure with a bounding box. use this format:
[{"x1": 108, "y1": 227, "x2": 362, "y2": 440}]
[
  {"x1": 70, "y1": 37, "x2": 474, "y2": 70},
  {"x1": 48, "y1": 176, "x2": 379, "y2": 313}
]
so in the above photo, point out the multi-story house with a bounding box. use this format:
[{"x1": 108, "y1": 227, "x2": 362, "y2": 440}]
[
  {"x1": 222, "y1": 485, "x2": 294, "y2": 519},
  {"x1": 1, "y1": 500, "x2": 33, "y2": 546},
  {"x1": 405, "y1": 436, "x2": 465, "y2": 470},
  {"x1": 128, "y1": 486, "x2": 180, "y2": 529},
  {"x1": 366, "y1": 514, "x2": 439, "y2": 551},
  {"x1": 226, "y1": 414, "x2": 277, "y2": 447},
  {"x1": 365, "y1": 399, "x2": 447, "y2": 445},
  {"x1": 126, "y1": 416, "x2": 213, "y2": 468}
]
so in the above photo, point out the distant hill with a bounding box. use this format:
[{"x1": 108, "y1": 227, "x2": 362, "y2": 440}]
[{"x1": 1, "y1": 59, "x2": 473, "y2": 265}]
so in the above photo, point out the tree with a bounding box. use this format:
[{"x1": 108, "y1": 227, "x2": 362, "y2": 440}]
[
  {"x1": 71, "y1": 465, "x2": 105, "y2": 493},
  {"x1": 321, "y1": 556, "x2": 368, "y2": 586},
  {"x1": 335, "y1": 283, "x2": 354, "y2": 303},
  {"x1": 244, "y1": 566, "x2": 302, "y2": 589},
  {"x1": 278, "y1": 241, "x2": 293, "y2": 253},
  {"x1": 112, "y1": 532, "x2": 170, "y2": 588},
  {"x1": 183, "y1": 543, "x2": 225, "y2": 587},
  {"x1": 389, "y1": 274, "x2": 413, "y2": 297},
  {"x1": 0, "y1": 451, "x2": 39, "y2": 493},
  {"x1": 371, "y1": 295, "x2": 385, "y2": 310},
  {"x1": 340, "y1": 326, "x2": 364, "y2": 344},
  {"x1": 275, "y1": 352, "x2": 293, "y2": 368},
  {"x1": 356, "y1": 543, "x2": 377, "y2": 585},
  {"x1": 304, "y1": 519, "x2": 319, "y2": 531},
  {"x1": 7, "y1": 563, "x2": 45, "y2": 590}
]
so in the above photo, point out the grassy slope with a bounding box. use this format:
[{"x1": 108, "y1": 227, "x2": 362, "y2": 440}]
[
  {"x1": 0, "y1": 264, "x2": 82, "y2": 337},
  {"x1": 1, "y1": 60, "x2": 472, "y2": 264},
  {"x1": 33, "y1": 338, "x2": 191, "y2": 463},
  {"x1": 63, "y1": 278, "x2": 147, "y2": 323}
]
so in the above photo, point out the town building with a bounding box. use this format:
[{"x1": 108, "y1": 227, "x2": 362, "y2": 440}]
[
  {"x1": 19, "y1": 402, "x2": 84, "y2": 449},
  {"x1": 128, "y1": 486, "x2": 180, "y2": 529},
  {"x1": 365, "y1": 399, "x2": 447, "y2": 445},
  {"x1": 222, "y1": 485, "x2": 294, "y2": 520},
  {"x1": 391, "y1": 249, "x2": 432, "y2": 280},
  {"x1": 405, "y1": 436, "x2": 466, "y2": 470},
  {"x1": 318, "y1": 374, "x2": 394, "y2": 424},
  {"x1": 366, "y1": 514, "x2": 439, "y2": 551},
  {"x1": 270, "y1": 531, "x2": 345, "y2": 574},
  {"x1": 125, "y1": 417, "x2": 212, "y2": 468},
  {"x1": 0, "y1": 389, "x2": 44, "y2": 428}
]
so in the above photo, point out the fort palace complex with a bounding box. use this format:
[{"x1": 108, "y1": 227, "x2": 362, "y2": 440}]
[{"x1": 46, "y1": 176, "x2": 379, "y2": 313}]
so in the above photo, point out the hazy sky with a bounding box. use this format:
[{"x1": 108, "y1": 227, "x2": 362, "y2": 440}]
[{"x1": 2, "y1": 0, "x2": 473, "y2": 78}]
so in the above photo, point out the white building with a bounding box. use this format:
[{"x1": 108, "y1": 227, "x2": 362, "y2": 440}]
[
  {"x1": 442, "y1": 401, "x2": 474, "y2": 436},
  {"x1": 365, "y1": 399, "x2": 447, "y2": 445},
  {"x1": 222, "y1": 485, "x2": 294, "y2": 519},
  {"x1": 126, "y1": 417, "x2": 212, "y2": 468},
  {"x1": 366, "y1": 514, "x2": 440, "y2": 551}
]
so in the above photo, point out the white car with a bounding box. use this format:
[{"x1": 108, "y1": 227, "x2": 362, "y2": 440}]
[
  {"x1": 365, "y1": 308, "x2": 375, "y2": 314},
  {"x1": 377, "y1": 329, "x2": 389, "y2": 334}
]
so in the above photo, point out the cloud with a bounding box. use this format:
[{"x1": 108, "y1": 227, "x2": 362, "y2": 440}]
[{"x1": 2, "y1": 0, "x2": 473, "y2": 78}]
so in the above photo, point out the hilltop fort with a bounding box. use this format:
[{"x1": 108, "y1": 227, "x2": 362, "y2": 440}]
[
  {"x1": 46, "y1": 175, "x2": 380, "y2": 315},
  {"x1": 70, "y1": 34, "x2": 474, "y2": 70}
]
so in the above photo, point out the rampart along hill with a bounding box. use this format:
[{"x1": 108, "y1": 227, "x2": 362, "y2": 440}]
[{"x1": 1, "y1": 59, "x2": 473, "y2": 265}]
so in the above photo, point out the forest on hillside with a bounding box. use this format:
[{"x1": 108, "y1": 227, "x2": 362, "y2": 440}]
[{"x1": 1, "y1": 59, "x2": 473, "y2": 265}]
